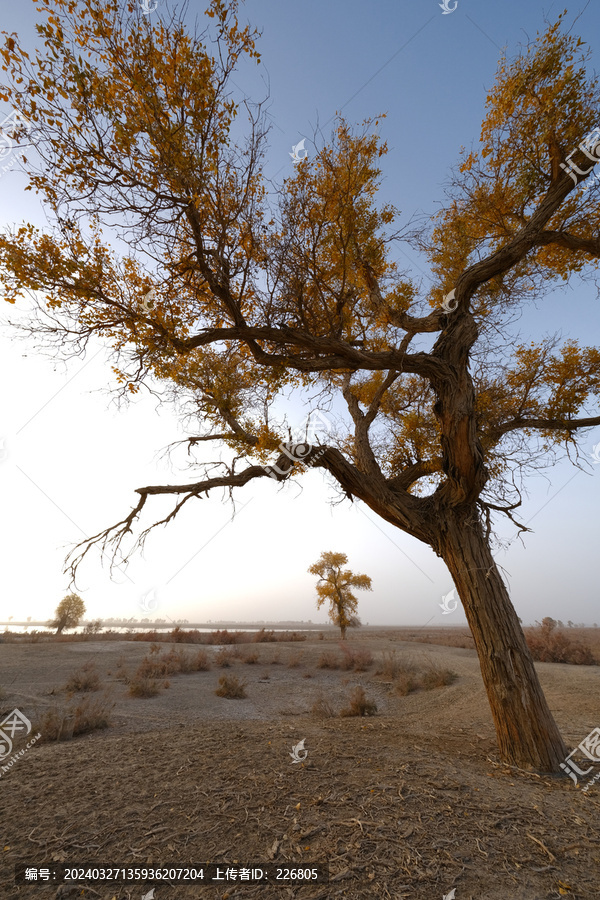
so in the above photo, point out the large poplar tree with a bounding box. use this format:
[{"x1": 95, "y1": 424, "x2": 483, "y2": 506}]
[{"x1": 2, "y1": 1, "x2": 600, "y2": 771}]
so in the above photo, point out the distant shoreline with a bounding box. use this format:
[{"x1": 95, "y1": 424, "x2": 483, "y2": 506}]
[{"x1": 2, "y1": 621, "x2": 471, "y2": 630}]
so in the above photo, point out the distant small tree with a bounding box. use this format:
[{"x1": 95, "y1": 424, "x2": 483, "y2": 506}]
[
  {"x1": 83, "y1": 619, "x2": 103, "y2": 635},
  {"x1": 308, "y1": 551, "x2": 372, "y2": 640},
  {"x1": 49, "y1": 593, "x2": 85, "y2": 634}
]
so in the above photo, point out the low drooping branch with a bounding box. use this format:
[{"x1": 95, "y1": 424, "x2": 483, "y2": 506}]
[{"x1": 65, "y1": 440, "x2": 435, "y2": 584}]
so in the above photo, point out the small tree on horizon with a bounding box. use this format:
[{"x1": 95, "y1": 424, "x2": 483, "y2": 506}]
[
  {"x1": 49, "y1": 593, "x2": 85, "y2": 634},
  {"x1": 308, "y1": 551, "x2": 372, "y2": 639}
]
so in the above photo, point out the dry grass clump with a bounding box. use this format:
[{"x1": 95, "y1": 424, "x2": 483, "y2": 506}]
[
  {"x1": 339, "y1": 686, "x2": 377, "y2": 717},
  {"x1": 376, "y1": 650, "x2": 409, "y2": 680},
  {"x1": 394, "y1": 668, "x2": 420, "y2": 696},
  {"x1": 209, "y1": 629, "x2": 245, "y2": 645},
  {"x1": 215, "y1": 648, "x2": 237, "y2": 667},
  {"x1": 64, "y1": 661, "x2": 101, "y2": 693},
  {"x1": 241, "y1": 649, "x2": 260, "y2": 664},
  {"x1": 114, "y1": 657, "x2": 131, "y2": 683},
  {"x1": 128, "y1": 676, "x2": 162, "y2": 698},
  {"x1": 317, "y1": 650, "x2": 342, "y2": 669},
  {"x1": 311, "y1": 694, "x2": 337, "y2": 718},
  {"x1": 193, "y1": 649, "x2": 211, "y2": 670},
  {"x1": 132, "y1": 630, "x2": 167, "y2": 644},
  {"x1": 287, "y1": 650, "x2": 304, "y2": 668},
  {"x1": 420, "y1": 663, "x2": 458, "y2": 690},
  {"x1": 38, "y1": 692, "x2": 114, "y2": 741},
  {"x1": 525, "y1": 619, "x2": 597, "y2": 665},
  {"x1": 374, "y1": 652, "x2": 457, "y2": 695},
  {"x1": 215, "y1": 675, "x2": 247, "y2": 698},
  {"x1": 339, "y1": 643, "x2": 373, "y2": 671},
  {"x1": 135, "y1": 647, "x2": 210, "y2": 678},
  {"x1": 251, "y1": 628, "x2": 277, "y2": 643}
]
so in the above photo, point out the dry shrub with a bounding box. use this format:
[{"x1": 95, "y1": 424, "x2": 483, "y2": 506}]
[
  {"x1": 38, "y1": 692, "x2": 114, "y2": 741},
  {"x1": 210, "y1": 629, "x2": 243, "y2": 645},
  {"x1": 136, "y1": 651, "x2": 171, "y2": 677},
  {"x1": 394, "y1": 670, "x2": 419, "y2": 696},
  {"x1": 170, "y1": 626, "x2": 189, "y2": 643},
  {"x1": 287, "y1": 650, "x2": 304, "y2": 668},
  {"x1": 64, "y1": 661, "x2": 101, "y2": 693},
  {"x1": 317, "y1": 650, "x2": 341, "y2": 669},
  {"x1": 133, "y1": 630, "x2": 164, "y2": 643},
  {"x1": 241, "y1": 649, "x2": 260, "y2": 664},
  {"x1": 376, "y1": 650, "x2": 409, "y2": 680},
  {"x1": 176, "y1": 651, "x2": 196, "y2": 674},
  {"x1": 215, "y1": 648, "x2": 236, "y2": 667},
  {"x1": 420, "y1": 663, "x2": 458, "y2": 690},
  {"x1": 278, "y1": 631, "x2": 307, "y2": 642},
  {"x1": 525, "y1": 619, "x2": 597, "y2": 665},
  {"x1": 340, "y1": 686, "x2": 377, "y2": 717},
  {"x1": 252, "y1": 628, "x2": 276, "y2": 642},
  {"x1": 339, "y1": 644, "x2": 373, "y2": 672},
  {"x1": 128, "y1": 676, "x2": 162, "y2": 698},
  {"x1": 269, "y1": 651, "x2": 281, "y2": 665},
  {"x1": 311, "y1": 694, "x2": 337, "y2": 718},
  {"x1": 169, "y1": 626, "x2": 207, "y2": 644},
  {"x1": 215, "y1": 675, "x2": 247, "y2": 699},
  {"x1": 136, "y1": 647, "x2": 202, "y2": 678},
  {"x1": 193, "y1": 649, "x2": 211, "y2": 671}
]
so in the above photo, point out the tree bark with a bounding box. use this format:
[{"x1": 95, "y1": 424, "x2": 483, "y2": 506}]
[{"x1": 438, "y1": 507, "x2": 567, "y2": 772}]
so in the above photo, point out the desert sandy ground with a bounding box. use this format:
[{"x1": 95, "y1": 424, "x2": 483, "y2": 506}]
[{"x1": 0, "y1": 629, "x2": 599, "y2": 900}]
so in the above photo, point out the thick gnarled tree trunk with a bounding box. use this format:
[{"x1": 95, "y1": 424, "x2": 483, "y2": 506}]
[{"x1": 438, "y1": 507, "x2": 567, "y2": 772}]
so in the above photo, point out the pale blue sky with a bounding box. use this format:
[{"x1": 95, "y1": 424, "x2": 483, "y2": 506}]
[{"x1": 1, "y1": 0, "x2": 599, "y2": 628}]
